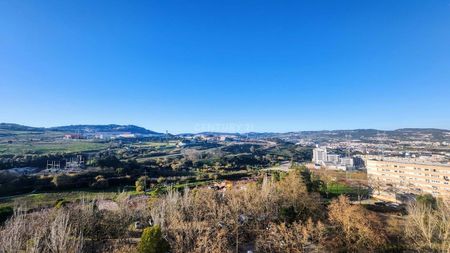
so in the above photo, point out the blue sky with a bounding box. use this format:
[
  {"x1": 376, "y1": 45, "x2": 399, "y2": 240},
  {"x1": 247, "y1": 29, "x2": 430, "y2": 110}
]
[{"x1": 1, "y1": 0, "x2": 449, "y2": 133}]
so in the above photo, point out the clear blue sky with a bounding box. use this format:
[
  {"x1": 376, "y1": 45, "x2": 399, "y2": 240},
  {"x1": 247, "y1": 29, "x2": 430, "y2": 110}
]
[{"x1": 1, "y1": 0, "x2": 449, "y2": 133}]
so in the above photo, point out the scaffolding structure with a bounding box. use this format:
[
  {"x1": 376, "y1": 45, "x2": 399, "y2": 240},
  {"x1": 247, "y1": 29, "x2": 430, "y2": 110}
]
[
  {"x1": 46, "y1": 160, "x2": 61, "y2": 170},
  {"x1": 65, "y1": 155, "x2": 85, "y2": 170}
]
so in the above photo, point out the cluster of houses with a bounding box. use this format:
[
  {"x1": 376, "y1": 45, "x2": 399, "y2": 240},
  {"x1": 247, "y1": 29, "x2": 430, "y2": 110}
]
[{"x1": 63, "y1": 132, "x2": 139, "y2": 140}]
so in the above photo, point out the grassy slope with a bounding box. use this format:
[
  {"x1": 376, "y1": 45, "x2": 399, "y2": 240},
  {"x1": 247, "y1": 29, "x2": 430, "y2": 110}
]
[
  {"x1": 0, "y1": 188, "x2": 129, "y2": 209},
  {"x1": 0, "y1": 141, "x2": 109, "y2": 155},
  {"x1": 0, "y1": 177, "x2": 215, "y2": 210}
]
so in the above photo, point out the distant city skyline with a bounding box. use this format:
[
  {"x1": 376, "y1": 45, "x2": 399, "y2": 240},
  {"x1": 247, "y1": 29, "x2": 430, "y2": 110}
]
[{"x1": 1, "y1": 1, "x2": 449, "y2": 133}]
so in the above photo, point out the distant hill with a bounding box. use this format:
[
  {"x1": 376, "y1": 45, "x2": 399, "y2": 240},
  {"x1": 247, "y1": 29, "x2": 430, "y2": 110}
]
[
  {"x1": 0, "y1": 123, "x2": 45, "y2": 132},
  {"x1": 0, "y1": 123, "x2": 162, "y2": 135},
  {"x1": 208, "y1": 128, "x2": 450, "y2": 142},
  {"x1": 1, "y1": 123, "x2": 449, "y2": 141},
  {"x1": 49, "y1": 124, "x2": 161, "y2": 135}
]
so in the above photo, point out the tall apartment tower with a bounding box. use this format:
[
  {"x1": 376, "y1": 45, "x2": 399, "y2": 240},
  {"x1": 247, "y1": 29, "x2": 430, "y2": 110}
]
[{"x1": 312, "y1": 147, "x2": 327, "y2": 164}]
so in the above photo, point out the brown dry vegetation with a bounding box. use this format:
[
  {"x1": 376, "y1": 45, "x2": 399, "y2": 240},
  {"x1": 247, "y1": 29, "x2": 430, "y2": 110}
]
[
  {"x1": 0, "y1": 209, "x2": 84, "y2": 253},
  {"x1": 148, "y1": 171, "x2": 388, "y2": 252},
  {"x1": 1, "y1": 170, "x2": 448, "y2": 253},
  {"x1": 0, "y1": 193, "x2": 152, "y2": 253},
  {"x1": 328, "y1": 195, "x2": 388, "y2": 251},
  {"x1": 149, "y1": 172, "x2": 324, "y2": 252},
  {"x1": 255, "y1": 219, "x2": 326, "y2": 253},
  {"x1": 405, "y1": 200, "x2": 450, "y2": 252}
]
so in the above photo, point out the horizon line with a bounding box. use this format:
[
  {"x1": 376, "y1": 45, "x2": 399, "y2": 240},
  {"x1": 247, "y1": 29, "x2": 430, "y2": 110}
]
[{"x1": 1, "y1": 122, "x2": 449, "y2": 135}]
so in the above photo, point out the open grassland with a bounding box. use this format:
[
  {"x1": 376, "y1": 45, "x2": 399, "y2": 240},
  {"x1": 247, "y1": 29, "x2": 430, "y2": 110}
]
[
  {"x1": 0, "y1": 130, "x2": 63, "y2": 141},
  {"x1": 0, "y1": 141, "x2": 109, "y2": 155},
  {"x1": 0, "y1": 188, "x2": 132, "y2": 210},
  {"x1": 131, "y1": 141, "x2": 177, "y2": 148},
  {"x1": 0, "y1": 179, "x2": 214, "y2": 210}
]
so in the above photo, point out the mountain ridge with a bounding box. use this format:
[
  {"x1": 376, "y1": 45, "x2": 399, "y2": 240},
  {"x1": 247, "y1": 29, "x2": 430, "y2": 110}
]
[
  {"x1": 1, "y1": 123, "x2": 449, "y2": 136},
  {"x1": 0, "y1": 123, "x2": 161, "y2": 135}
]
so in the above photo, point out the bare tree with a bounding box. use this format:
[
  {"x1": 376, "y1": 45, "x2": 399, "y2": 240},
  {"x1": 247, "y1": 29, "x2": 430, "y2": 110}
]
[
  {"x1": 0, "y1": 209, "x2": 83, "y2": 253},
  {"x1": 48, "y1": 211, "x2": 83, "y2": 253},
  {"x1": 148, "y1": 172, "x2": 326, "y2": 252},
  {"x1": 255, "y1": 218, "x2": 326, "y2": 253},
  {"x1": 405, "y1": 200, "x2": 450, "y2": 252},
  {"x1": 328, "y1": 195, "x2": 387, "y2": 252}
]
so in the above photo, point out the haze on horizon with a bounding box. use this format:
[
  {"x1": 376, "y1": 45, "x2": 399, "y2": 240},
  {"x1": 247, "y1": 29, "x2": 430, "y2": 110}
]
[{"x1": 1, "y1": 0, "x2": 449, "y2": 133}]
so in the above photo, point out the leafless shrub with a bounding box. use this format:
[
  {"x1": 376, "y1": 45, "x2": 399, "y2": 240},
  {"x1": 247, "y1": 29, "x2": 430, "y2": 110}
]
[
  {"x1": 327, "y1": 195, "x2": 387, "y2": 252},
  {"x1": 255, "y1": 218, "x2": 326, "y2": 253},
  {"x1": 48, "y1": 210, "x2": 84, "y2": 253},
  {"x1": 149, "y1": 172, "x2": 325, "y2": 252},
  {"x1": 193, "y1": 226, "x2": 233, "y2": 253},
  {"x1": 275, "y1": 171, "x2": 324, "y2": 221},
  {"x1": 405, "y1": 200, "x2": 450, "y2": 252},
  {"x1": 0, "y1": 208, "x2": 28, "y2": 252},
  {"x1": 0, "y1": 209, "x2": 83, "y2": 253},
  {"x1": 111, "y1": 243, "x2": 138, "y2": 253},
  {"x1": 66, "y1": 195, "x2": 150, "y2": 251}
]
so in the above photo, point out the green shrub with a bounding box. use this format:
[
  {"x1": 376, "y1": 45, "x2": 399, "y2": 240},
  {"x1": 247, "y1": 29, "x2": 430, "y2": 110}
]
[
  {"x1": 54, "y1": 198, "x2": 70, "y2": 209},
  {"x1": 149, "y1": 187, "x2": 165, "y2": 197},
  {"x1": 135, "y1": 176, "x2": 149, "y2": 192},
  {"x1": 416, "y1": 194, "x2": 437, "y2": 209},
  {"x1": 279, "y1": 206, "x2": 297, "y2": 223},
  {"x1": 91, "y1": 175, "x2": 109, "y2": 189},
  {"x1": 157, "y1": 176, "x2": 165, "y2": 184},
  {"x1": 116, "y1": 167, "x2": 125, "y2": 175},
  {"x1": 0, "y1": 206, "x2": 13, "y2": 224},
  {"x1": 138, "y1": 225, "x2": 170, "y2": 253},
  {"x1": 52, "y1": 174, "x2": 74, "y2": 188}
]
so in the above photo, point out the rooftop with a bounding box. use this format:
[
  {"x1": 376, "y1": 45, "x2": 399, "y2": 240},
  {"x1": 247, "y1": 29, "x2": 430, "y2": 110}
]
[{"x1": 366, "y1": 156, "x2": 450, "y2": 167}]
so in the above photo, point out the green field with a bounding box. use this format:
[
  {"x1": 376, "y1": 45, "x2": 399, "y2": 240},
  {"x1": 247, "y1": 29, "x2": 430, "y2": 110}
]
[
  {"x1": 131, "y1": 141, "x2": 177, "y2": 148},
  {"x1": 0, "y1": 141, "x2": 109, "y2": 155},
  {"x1": 324, "y1": 182, "x2": 369, "y2": 196}
]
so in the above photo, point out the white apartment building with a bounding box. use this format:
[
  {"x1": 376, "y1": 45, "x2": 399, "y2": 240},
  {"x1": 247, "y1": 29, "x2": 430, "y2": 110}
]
[
  {"x1": 313, "y1": 147, "x2": 327, "y2": 164},
  {"x1": 339, "y1": 157, "x2": 354, "y2": 167},
  {"x1": 327, "y1": 154, "x2": 340, "y2": 163},
  {"x1": 366, "y1": 157, "x2": 450, "y2": 202}
]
